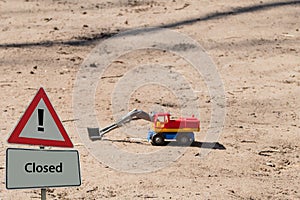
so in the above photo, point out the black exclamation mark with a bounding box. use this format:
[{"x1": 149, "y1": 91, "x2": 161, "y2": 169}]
[{"x1": 37, "y1": 109, "x2": 44, "y2": 132}]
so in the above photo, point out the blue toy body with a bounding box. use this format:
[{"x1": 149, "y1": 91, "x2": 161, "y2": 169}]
[{"x1": 147, "y1": 130, "x2": 195, "y2": 146}]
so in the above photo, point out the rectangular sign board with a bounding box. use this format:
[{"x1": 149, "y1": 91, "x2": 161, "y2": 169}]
[{"x1": 6, "y1": 148, "x2": 81, "y2": 189}]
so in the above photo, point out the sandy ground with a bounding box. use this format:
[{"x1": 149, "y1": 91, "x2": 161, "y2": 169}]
[{"x1": 0, "y1": 0, "x2": 299, "y2": 199}]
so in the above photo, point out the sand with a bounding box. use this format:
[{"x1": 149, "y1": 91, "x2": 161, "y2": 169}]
[{"x1": 0, "y1": 0, "x2": 299, "y2": 199}]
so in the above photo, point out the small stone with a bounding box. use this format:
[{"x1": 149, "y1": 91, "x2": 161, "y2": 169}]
[
  {"x1": 266, "y1": 162, "x2": 275, "y2": 167},
  {"x1": 89, "y1": 63, "x2": 97, "y2": 68},
  {"x1": 44, "y1": 18, "x2": 52, "y2": 22}
]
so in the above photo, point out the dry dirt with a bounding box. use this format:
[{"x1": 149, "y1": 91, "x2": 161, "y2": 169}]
[{"x1": 0, "y1": 0, "x2": 299, "y2": 199}]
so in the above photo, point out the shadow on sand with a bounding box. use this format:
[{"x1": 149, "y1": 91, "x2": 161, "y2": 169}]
[
  {"x1": 0, "y1": 0, "x2": 298, "y2": 48},
  {"x1": 102, "y1": 138, "x2": 226, "y2": 150}
]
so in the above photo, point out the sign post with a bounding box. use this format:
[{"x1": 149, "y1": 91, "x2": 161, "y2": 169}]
[
  {"x1": 6, "y1": 87, "x2": 81, "y2": 199},
  {"x1": 40, "y1": 146, "x2": 46, "y2": 200}
]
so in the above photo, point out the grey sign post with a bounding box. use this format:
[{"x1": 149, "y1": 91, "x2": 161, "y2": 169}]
[{"x1": 6, "y1": 148, "x2": 81, "y2": 189}]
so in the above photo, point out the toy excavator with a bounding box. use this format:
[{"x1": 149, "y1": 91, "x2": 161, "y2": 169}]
[{"x1": 88, "y1": 109, "x2": 200, "y2": 146}]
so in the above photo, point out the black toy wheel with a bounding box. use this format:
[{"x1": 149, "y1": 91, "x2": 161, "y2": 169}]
[
  {"x1": 151, "y1": 134, "x2": 165, "y2": 146},
  {"x1": 177, "y1": 134, "x2": 192, "y2": 146}
]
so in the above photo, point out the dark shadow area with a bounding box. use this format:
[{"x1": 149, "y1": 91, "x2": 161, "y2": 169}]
[
  {"x1": 191, "y1": 141, "x2": 226, "y2": 150},
  {"x1": 103, "y1": 138, "x2": 146, "y2": 145},
  {"x1": 0, "y1": 0, "x2": 299, "y2": 48},
  {"x1": 0, "y1": 32, "x2": 117, "y2": 48},
  {"x1": 161, "y1": 0, "x2": 300, "y2": 29},
  {"x1": 101, "y1": 138, "x2": 226, "y2": 150},
  {"x1": 167, "y1": 141, "x2": 226, "y2": 150}
]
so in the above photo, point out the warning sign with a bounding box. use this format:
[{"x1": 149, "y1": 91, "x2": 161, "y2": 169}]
[{"x1": 8, "y1": 87, "x2": 73, "y2": 147}]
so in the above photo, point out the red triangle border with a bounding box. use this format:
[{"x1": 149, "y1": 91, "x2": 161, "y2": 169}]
[{"x1": 7, "y1": 87, "x2": 73, "y2": 148}]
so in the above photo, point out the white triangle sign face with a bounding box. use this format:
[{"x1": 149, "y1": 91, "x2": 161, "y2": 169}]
[
  {"x1": 19, "y1": 99, "x2": 64, "y2": 141},
  {"x1": 8, "y1": 88, "x2": 73, "y2": 147}
]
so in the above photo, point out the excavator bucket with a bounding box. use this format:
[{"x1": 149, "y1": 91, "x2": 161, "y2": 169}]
[
  {"x1": 87, "y1": 127, "x2": 101, "y2": 141},
  {"x1": 87, "y1": 109, "x2": 154, "y2": 141}
]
